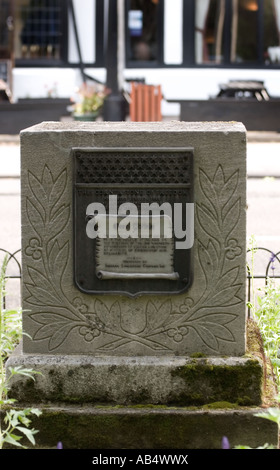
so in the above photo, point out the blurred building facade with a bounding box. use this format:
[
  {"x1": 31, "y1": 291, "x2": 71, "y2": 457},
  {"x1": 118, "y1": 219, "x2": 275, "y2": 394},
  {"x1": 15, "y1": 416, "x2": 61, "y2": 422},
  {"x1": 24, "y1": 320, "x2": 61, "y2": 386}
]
[{"x1": 1, "y1": 0, "x2": 280, "y2": 116}]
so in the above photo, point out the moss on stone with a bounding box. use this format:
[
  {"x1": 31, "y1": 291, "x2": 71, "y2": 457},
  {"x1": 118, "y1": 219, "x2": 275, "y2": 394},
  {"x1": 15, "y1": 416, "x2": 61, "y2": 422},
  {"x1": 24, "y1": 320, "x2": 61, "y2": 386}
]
[
  {"x1": 190, "y1": 352, "x2": 207, "y2": 358},
  {"x1": 201, "y1": 401, "x2": 237, "y2": 410},
  {"x1": 7, "y1": 318, "x2": 275, "y2": 409},
  {"x1": 171, "y1": 358, "x2": 263, "y2": 406},
  {"x1": 3, "y1": 403, "x2": 278, "y2": 449},
  {"x1": 246, "y1": 317, "x2": 278, "y2": 407}
]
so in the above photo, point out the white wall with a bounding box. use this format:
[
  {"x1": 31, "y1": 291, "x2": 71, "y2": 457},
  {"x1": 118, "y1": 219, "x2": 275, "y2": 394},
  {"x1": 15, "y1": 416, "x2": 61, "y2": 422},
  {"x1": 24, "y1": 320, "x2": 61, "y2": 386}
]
[
  {"x1": 68, "y1": 0, "x2": 96, "y2": 64},
  {"x1": 12, "y1": 65, "x2": 280, "y2": 116},
  {"x1": 12, "y1": 67, "x2": 106, "y2": 102},
  {"x1": 164, "y1": 0, "x2": 183, "y2": 65},
  {"x1": 12, "y1": 68, "x2": 78, "y2": 101}
]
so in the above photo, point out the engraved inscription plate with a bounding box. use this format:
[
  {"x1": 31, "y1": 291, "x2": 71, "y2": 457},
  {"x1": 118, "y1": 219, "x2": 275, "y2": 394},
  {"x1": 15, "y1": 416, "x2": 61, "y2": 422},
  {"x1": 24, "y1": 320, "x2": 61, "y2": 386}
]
[
  {"x1": 95, "y1": 215, "x2": 178, "y2": 280},
  {"x1": 73, "y1": 147, "x2": 193, "y2": 297}
]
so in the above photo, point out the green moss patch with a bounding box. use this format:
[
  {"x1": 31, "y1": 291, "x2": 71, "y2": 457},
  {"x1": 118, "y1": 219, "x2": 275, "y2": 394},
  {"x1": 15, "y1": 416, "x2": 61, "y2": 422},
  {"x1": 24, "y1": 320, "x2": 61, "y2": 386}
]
[
  {"x1": 171, "y1": 358, "x2": 262, "y2": 406},
  {"x1": 246, "y1": 318, "x2": 278, "y2": 407}
]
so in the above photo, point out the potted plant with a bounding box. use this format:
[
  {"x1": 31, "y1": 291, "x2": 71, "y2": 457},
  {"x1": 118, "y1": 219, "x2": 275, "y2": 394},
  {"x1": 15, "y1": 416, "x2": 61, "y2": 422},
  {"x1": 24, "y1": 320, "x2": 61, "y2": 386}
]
[{"x1": 71, "y1": 82, "x2": 109, "y2": 121}]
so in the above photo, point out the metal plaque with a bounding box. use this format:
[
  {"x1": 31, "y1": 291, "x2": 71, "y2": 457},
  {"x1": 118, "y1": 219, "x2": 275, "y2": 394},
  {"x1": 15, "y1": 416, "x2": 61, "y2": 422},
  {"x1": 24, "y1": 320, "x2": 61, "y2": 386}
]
[{"x1": 73, "y1": 147, "x2": 193, "y2": 297}]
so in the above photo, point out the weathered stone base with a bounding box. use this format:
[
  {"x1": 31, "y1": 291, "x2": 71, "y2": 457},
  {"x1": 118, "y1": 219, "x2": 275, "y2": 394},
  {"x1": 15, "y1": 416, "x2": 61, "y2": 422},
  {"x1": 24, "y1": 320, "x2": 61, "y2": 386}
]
[
  {"x1": 5, "y1": 343, "x2": 278, "y2": 449},
  {"x1": 2, "y1": 404, "x2": 278, "y2": 449},
  {"x1": 6, "y1": 345, "x2": 263, "y2": 406}
]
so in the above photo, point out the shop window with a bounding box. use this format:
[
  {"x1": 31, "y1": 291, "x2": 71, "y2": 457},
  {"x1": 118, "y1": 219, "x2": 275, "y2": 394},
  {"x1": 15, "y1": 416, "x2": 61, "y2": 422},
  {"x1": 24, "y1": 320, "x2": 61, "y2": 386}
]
[
  {"x1": 230, "y1": 0, "x2": 258, "y2": 63},
  {"x1": 264, "y1": 0, "x2": 280, "y2": 64},
  {"x1": 126, "y1": 0, "x2": 162, "y2": 63},
  {"x1": 230, "y1": 0, "x2": 280, "y2": 64},
  {"x1": 195, "y1": 0, "x2": 226, "y2": 64},
  {"x1": 0, "y1": 0, "x2": 13, "y2": 59},
  {"x1": 14, "y1": 0, "x2": 63, "y2": 61},
  {"x1": 194, "y1": 0, "x2": 280, "y2": 67}
]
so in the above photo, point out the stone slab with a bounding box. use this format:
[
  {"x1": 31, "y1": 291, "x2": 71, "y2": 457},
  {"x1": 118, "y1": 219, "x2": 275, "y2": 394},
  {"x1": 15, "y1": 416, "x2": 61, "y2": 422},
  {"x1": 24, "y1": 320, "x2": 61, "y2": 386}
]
[
  {"x1": 2, "y1": 404, "x2": 278, "y2": 449},
  {"x1": 20, "y1": 121, "x2": 247, "y2": 357},
  {"x1": 6, "y1": 345, "x2": 262, "y2": 406}
]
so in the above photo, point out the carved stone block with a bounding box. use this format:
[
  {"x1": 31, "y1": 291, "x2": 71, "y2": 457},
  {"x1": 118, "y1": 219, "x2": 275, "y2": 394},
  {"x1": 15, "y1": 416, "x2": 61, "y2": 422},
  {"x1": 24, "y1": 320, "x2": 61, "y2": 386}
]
[{"x1": 20, "y1": 121, "x2": 247, "y2": 356}]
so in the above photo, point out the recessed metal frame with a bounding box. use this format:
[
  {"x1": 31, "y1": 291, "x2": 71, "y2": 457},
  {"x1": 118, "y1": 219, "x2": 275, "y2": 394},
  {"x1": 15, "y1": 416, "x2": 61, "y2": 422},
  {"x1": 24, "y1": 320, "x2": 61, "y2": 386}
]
[{"x1": 72, "y1": 146, "x2": 194, "y2": 297}]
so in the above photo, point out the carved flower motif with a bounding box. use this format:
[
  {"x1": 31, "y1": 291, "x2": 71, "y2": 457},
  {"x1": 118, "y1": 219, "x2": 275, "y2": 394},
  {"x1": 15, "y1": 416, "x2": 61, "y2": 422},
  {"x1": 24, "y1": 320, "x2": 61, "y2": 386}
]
[
  {"x1": 25, "y1": 238, "x2": 42, "y2": 260},
  {"x1": 167, "y1": 326, "x2": 189, "y2": 342},
  {"x1": 86, "y1": 313, "x2": 105, "y2": 332},
  {"x1": 73, "y1": 297, "x2": 88, "y2": 314},
  {"x1": 79, "y1": 325, "x2": 101, "y2": 342},
  {"x1": 179, "y1": 298, "x2": 194, "y2": 314},
  {"x1": 225, "y1": 239, "x2": 242, "y2": 260},
  {"x1": 79, "y1": 314, "x2": 105, "y2": 342}
]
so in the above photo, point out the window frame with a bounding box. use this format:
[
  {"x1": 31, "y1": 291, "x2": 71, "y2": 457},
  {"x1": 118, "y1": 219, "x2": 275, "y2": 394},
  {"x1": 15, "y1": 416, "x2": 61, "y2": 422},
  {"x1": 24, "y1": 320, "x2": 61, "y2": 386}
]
[
  {"x1": 186, "y1": 0, "x2": 280, "y2": 69},
  {"x1": 125, "y1": 0, "x2": 165, "y2": 68},
  {"x1": 14, "y1": 0, "x2": 105, "y2": 68},
  {"x1": 12, "y1": 0, "x2": 280, "y2": 70},
  {"x1": 124, "y1": 0, "x2": 280, "y2": 69},
  {"x1": 14, "y1": 0, "x2": 68, "y2": 67}
]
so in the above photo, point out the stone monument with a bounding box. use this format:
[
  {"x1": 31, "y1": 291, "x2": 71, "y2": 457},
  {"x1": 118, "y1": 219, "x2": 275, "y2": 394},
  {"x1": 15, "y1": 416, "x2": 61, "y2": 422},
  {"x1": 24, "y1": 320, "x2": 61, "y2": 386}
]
[{"x1": 6, "y1": 121, "x2": 278, "y2": 448}]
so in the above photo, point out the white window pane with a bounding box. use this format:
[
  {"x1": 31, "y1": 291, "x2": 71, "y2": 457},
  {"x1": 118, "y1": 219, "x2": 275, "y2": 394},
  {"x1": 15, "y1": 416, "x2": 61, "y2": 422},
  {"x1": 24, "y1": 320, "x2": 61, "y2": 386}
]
[
  {"x1": 68, "y1": 0, "x2": 95, "y2": 64},
  {"x1": 164, "y1": 0, "x2": 183, "y2": 65}
]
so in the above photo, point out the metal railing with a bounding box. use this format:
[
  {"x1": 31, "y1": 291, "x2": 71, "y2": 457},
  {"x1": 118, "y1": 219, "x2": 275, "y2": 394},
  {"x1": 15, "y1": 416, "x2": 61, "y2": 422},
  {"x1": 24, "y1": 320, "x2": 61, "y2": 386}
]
[
  {"x1": 1, "y1": 246, "x2": 280, "y2": 316},
  {"x1": 0, "y1": 248, "x2": 22, "y2": 309},
  {"x1": 247, "y1": 247, "x2": 280, "y2": 317}
]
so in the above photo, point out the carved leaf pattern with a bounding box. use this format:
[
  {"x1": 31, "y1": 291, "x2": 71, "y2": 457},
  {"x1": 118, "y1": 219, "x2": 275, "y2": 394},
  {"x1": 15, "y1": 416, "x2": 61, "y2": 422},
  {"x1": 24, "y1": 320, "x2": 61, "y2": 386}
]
[
  {"x1": 181, "y1": 165, "x2": 243, "y2": 350},
  {"x1": 187, "y1": 313, "x2": 237, "y2": 351},
  {"x1": 48, "y1": 205, "x2": 70, "y2": 241},
  {"x1": 25, "y1": 163, "x2": 243, "y2": 353},
  {"x1": 26, "y1": 199, "x2": 45, "y2": 238},
  {"x1": 220, "y1": 171, "x2": 239, "y2": 213},
  {"x1": 199, "y1": 170, "x2": 219, "y2": 217},
  {"x1": 28, "y1": 172, "x2": 48, "y2": 215},
  {"x1": 196, "y1": 204, "x2": 220, "y2": 241},
  {"x1": 48, "y1": 241, "x2": 69, "y2": 287},
  {"x1": 198, "y1": 240, "x2": 219, "y2": 288},
  {"x1": 146, "y1": 300, "x2": 172, "y2": 331},
  {"x1": 96, "y1": 299, "x2": 173, "y2": 352},
  {"x1": 223, "y1": 199, "x2": 241, "y2": 240},
  {"x1": 49, "y1": 169, "x2": 67, "y2": 217},
  {"x1": 95, "y1": 299, "x2": 121, "y2": 332},
  {"x1": 31, "y1": 311, "x2": 81, "y2": 350},
  {"x1": 25, "y1": 165, "x2": 84, "y2": 350},
  {"x1": 25, "y1": 283, "x2": 61, "y2": 307}
]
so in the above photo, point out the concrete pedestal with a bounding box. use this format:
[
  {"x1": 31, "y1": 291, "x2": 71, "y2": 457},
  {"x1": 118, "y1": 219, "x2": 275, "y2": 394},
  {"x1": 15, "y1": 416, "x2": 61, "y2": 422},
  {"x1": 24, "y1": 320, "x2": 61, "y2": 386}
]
[{"x1": 5, "y1": 122, "x2": 278, "y2": 448}]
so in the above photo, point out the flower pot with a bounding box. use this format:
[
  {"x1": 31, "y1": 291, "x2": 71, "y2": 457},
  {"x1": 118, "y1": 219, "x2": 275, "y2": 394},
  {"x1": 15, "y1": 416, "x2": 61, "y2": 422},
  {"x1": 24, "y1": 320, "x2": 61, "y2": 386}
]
[{"x1": 73, "y1": 111, "x2": 99, "y2": 121}]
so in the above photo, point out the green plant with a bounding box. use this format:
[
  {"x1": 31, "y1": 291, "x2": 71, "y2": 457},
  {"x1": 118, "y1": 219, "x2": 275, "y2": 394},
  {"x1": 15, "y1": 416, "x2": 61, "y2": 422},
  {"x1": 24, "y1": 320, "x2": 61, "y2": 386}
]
[
  {"x1": 246, "y1": 234, "x2": 258, "y2": 316},
  {"x1": 0, "y1": 255, "x2": 42, "y2": 448},
  {"x1": 247, "y1": 236, "x2": 280, "y2": 385},
  {"x1": 255, "y1": 279, "x2": 280, "y2": 385},
  {"x1": 234, "y1": 406, "x2": 280, "y2": 449},
  {"x1": 238, "y1": 239, "x2": 280, "y2": 449},
  {"x1": 1, "y1": 306, "x2": 22, "y2": 364},
  {"x1": 255, "y1": 406, "x2": 280, "y2": 427},
  {"x1": 72, "y1": 82, "x2": 109, "y2": 115},
  {"x1": 235, "y1": 442, "x2": 275, "y2": 449}
]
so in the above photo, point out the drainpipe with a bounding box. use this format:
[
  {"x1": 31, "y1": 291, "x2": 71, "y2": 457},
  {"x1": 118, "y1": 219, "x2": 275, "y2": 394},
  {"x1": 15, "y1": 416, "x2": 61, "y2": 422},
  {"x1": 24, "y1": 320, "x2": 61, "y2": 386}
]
[{"x1": 103, "y1": 0, "x2": 126, "y2": 121}]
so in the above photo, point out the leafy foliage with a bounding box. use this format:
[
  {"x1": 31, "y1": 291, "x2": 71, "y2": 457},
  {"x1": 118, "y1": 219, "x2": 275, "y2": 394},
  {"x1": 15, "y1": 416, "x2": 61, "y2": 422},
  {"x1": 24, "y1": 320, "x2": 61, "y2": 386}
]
[
  {"x1": 255, "y1": 280, "x2": 280, "y2": 385},
  {"x1": 247, "y1": 236, "x2": 280, "y2": 385},
  {"x1": 235, "y1": 238, "x2": 280, "y2": 449},
  {"x1": 0, "y1": 255, "x2": 42, "y2": 449}
]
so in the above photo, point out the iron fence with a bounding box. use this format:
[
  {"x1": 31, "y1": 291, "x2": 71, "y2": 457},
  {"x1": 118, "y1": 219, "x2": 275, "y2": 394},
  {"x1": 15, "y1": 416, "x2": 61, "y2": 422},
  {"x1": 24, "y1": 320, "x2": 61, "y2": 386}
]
[
  {"x1": 247, "y1": 247, "x2": 280, "y2": 317},
  {"x1": 1, "y1": 246, "x2": 280, "y2": 315},
  {"x1": 0, "y1": 248, "x2": 22, "y2": 310}
]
